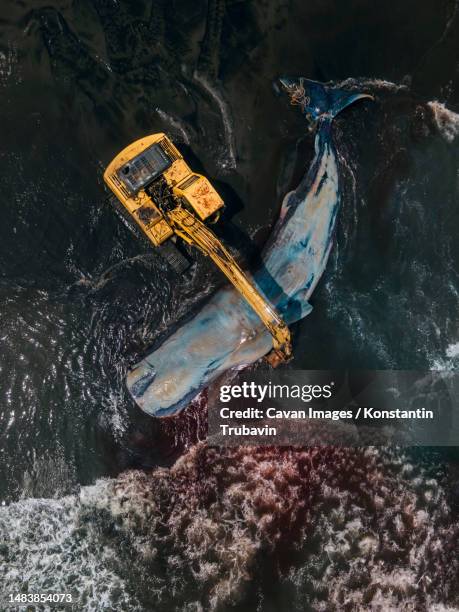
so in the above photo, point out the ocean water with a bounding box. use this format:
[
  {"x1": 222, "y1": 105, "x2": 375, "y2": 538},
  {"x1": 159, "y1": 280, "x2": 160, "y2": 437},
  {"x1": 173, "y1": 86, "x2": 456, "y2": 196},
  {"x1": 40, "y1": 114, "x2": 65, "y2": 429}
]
[
  {"x1": 0, "y1": 0, "x2": 458, "y2": 610},
  {"x1": 1, "y1": 445, "x2": 458, "y2": 611}
]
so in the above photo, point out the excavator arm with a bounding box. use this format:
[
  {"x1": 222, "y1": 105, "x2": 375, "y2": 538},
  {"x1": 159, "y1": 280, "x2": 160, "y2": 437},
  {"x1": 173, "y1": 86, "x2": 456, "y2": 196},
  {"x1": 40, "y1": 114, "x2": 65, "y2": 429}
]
[{"x1": 168, "y1": 207, "x2": 292, "y2": 365}]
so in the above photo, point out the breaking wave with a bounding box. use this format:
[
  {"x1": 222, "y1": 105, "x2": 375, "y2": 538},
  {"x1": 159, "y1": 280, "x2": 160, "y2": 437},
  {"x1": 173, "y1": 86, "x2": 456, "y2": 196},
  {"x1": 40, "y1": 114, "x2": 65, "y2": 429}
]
[
  {"x1": 1, "y1": 443, "x2": 458, "y2": 611},
  {"x1": 431, "y1": 341, "x2": 459, "y2": 371},
  {"x1": 427, "y1": 101, "x2": 459, "y2": 142},
  {"x1": 332, "y1": 77, "x2": 410, "y2": 93}
]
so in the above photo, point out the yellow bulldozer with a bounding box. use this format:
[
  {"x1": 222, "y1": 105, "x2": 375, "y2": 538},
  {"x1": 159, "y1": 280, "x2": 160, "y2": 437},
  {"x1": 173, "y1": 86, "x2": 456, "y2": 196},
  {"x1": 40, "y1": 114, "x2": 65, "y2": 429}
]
[{"x1": 104, "y1": 133, "x2": 291, "y2": 366}]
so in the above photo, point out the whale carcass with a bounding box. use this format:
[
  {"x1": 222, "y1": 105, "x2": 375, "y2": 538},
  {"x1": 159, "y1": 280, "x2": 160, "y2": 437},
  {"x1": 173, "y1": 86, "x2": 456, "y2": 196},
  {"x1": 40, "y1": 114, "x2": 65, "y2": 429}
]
[{"x1": 127, "y1": 79, "x2": 372, "y2": 416}]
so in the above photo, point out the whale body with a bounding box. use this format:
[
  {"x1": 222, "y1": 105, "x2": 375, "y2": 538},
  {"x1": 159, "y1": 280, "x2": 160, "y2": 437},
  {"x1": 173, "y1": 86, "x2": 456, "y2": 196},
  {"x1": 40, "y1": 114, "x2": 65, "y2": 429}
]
[{"x1": 127, "y1": 79, "x2": 372, "y2": 417}]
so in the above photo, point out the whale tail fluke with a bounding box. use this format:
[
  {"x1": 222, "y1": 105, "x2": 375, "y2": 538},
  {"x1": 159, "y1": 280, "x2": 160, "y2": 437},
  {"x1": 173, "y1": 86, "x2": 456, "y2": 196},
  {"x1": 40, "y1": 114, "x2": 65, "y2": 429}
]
[{"x1": 279, "y1": 77, "x2": 373, "y2": 124}]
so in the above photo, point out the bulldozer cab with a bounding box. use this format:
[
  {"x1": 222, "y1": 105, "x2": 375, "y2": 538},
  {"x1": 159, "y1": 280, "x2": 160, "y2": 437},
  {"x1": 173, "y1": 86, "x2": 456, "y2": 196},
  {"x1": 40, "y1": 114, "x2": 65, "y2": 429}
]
[{"x1": 104, "y1": 133, "x2": 224, "y2": 248}]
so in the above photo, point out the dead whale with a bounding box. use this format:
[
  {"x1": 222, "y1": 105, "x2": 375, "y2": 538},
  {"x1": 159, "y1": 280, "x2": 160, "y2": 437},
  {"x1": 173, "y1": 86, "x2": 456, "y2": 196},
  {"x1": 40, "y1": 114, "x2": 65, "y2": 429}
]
[{"x1": 127, "y1": 79, "x2": 372, "y2": 416}]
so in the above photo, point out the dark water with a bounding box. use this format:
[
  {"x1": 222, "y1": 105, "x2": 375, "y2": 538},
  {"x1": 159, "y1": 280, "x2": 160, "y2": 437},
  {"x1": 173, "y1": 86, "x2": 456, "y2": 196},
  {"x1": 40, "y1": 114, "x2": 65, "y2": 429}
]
[{"x1": 0, "y1": 1, "x2": 459, "y2": 610}]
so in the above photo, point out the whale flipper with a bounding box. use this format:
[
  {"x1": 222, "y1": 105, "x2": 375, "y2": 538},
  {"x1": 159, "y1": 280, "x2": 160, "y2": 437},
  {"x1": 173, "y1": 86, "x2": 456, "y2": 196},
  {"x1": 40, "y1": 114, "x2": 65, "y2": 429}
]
[{"x1": 279, "y1": 289, "x2": 313, "y2": 324}]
